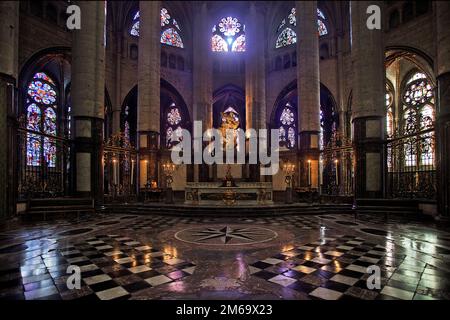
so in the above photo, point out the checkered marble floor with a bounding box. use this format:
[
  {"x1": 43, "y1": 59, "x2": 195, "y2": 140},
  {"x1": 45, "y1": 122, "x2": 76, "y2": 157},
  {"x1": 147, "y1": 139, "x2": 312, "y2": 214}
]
[
  {"x1": 1, "y1": 212, "x2": 450, "y2": 300},
  {"x1": 250, "y1": 233, "x2": 450, "y2": 300},
  {"x1": 0, "y1": 232, "x2": 195, "y2": 300}
]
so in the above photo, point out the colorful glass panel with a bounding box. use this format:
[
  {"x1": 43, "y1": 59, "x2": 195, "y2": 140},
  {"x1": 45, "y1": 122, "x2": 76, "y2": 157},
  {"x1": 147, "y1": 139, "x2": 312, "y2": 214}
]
[
  {"x1": 43, "y1": 107, "x2": 57, "y2": 135},
  {"x1": 33, "y1": 72, "x2": 55, "y2": 84},
  {"x1": 167, "y1": 107, "x2": 182, "y2": 125},
  {"x1": 278, "y1": 103, "x2": 296, "y2": 148},
  {"x1": 160, "y1": 8, "x2": 170, "y2": 26},
  {"x1": 219, "y1": 16, "x2": 241, "y2": 37},
  {"x1": 406, "y1": 72, "x2": 426, "y2": 84},
  {"x1": 44, "y1": 137, "x2": 56, "y2": 167},
  {"x1": 130, "y1": 21, "x2": 139, "y2": 36},
  {"x1": 420, "y1": 105, "x2": 434, "y2": 130},
  {"x1": 212, "y1": 34, "x2": 228, "y2": 52},
  {"x1": 318, "y1": 19, "x2": 328, "y2": 36},
  {"x1": 387, "y1": 111, "x2": 394, "y2": 138},
  {"x1": 403, "y1": 79, "x2": 433, "y2": 106},
  {"x1": 288, "y1": 8, "x2": 296, "y2": 26},
  {"x1": 27, "y1": 134, "x2": 41, "y2": 166},
  {"x1": 130, "y1": 8, "x2": 184, "y2": 48},
  {"x1": 160, "y1": 28, "x2": 184, "y2": 48},
  {"x1": 276, "y1": 28, "x2": 297, "y2": 48},
  {"x1": 231, "y1": 34, "x2": 246, "y2": 52},
  {"x1": 212, "y1": 16, "x2": 245, "y2": 52},
  {"x1": 28, "y1": 80, "x2": 57, "y2": 105},
  {"x1": 26, "y1": 104, "x2": 41, "y2": 131},
  {"x1": 26, "y1": 72, "x2": 58, "y2": 167},
  {"x1": 173, "y1": 18, "x2": 180, "y2": 30},
  {"x1": 277, "y1": 7, "x2": 328, "y2": 48},
  {"x1": 279, "y1": 126, "x2": 286, "y2": 142},
  {"x1": 288, "y1": 127, "x2": 295, "y2": 148},
  {"x1": 317, "y1": 8, "x2": 326, "y2": 19},
  {"x1": 280, "y1": 107, "x2": 294, "y2": 125}
]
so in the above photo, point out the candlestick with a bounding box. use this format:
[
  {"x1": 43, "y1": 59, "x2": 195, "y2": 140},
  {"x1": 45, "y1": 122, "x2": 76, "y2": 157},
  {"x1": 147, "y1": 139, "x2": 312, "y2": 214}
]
[{"x1": 114, "y1": 159, "x2": 119, "y2": 185}]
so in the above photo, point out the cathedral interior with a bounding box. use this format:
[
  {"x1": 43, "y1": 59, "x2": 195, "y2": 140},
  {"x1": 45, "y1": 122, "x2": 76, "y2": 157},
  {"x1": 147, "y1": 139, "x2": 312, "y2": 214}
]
[{"x1": 0, "y1": 0, "x2": 450, "y2": 302}]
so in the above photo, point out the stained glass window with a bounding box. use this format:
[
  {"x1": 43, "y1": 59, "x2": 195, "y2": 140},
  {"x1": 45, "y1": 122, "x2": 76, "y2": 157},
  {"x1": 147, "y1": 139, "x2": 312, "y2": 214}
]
[
  {"x1": 130, "y1": 8, "x2": 184, "y2": 48},
  {"x1": 386, "y1": 90, "x2": 394, "y2": 139},
  {"x1": 212, "y1": 35, "x2": 228, "y2": 52},
  {"x1": 160, "y1": 7, "x2": 170, "y2": 26},
  {"x1": 25, "y1": 72, "x2": 58, "y2": 167},
  {"x1": 288, "y1": 8, "x2": 296, "y2": 25},
  {"x1": 212, "y1": 17, "x2": 246, "y2": 52},
  {"x1": 317, "y1": 19, "x2": 328, "y2": 36},
  {"x1": 400, "y1": 72, "x2": 435, "y2": 167},
  {"x1": 161, "y1": 28, "x2": 184, "y2": 48},
  {"x1": 167, "y1": 107, "x2": 181, "y2": 125},
  {"x1": 278, "y1": 103, "x2": 296, "y2": 148},
  {"x1": 165, "y1": 103, "x2": 186, "y2": 148},
  {"x1": 275, "y1": 7, "x2": 328, "y2": 48},
  {"x1": 276, "y1": 28, "x2": 297, "y2": 48},
  {"x1": 27, "y1": 104, "x2": 41, "y2": 131},
  {"x1": 28, "y1": 79, "x2": 57, "y2": 105}
]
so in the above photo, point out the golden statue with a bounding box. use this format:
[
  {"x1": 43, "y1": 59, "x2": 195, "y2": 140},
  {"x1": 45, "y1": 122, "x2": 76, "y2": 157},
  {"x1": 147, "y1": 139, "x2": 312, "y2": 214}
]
[{"x1": 220, "y1": 110, "x2": 239, "y2": 148}]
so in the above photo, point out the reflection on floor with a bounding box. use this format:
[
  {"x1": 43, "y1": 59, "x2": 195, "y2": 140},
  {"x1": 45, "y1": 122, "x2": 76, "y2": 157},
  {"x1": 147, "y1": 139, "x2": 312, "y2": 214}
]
[{"x1": 0, "y1": 212, "x2": 449, "y2": 300}]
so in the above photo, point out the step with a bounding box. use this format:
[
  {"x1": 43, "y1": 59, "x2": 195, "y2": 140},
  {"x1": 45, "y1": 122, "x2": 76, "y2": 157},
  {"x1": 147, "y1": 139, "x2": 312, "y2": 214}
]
[
  {"x1": 28, "y1": 198, "x2": 93, "y2": 207},
  {"x1": 29, "y1": 205, "x2": 94, "y2": 211}
]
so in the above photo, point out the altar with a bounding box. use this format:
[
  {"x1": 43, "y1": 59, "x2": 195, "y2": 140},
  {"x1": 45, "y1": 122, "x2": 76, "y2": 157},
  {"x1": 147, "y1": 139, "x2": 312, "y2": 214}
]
[{"x1": 185, "y1": 181, "x2": 273, "y2": 206}]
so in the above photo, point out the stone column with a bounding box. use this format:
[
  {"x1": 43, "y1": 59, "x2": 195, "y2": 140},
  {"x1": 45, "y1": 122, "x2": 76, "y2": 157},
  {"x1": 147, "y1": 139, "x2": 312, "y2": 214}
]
[
  {"x1": 436, "y1": 1, "x2": 450, "y2": 218},
  {"x1": 112, "y1": 30, "x2": 123, "y2": 135},
  {"x1": 137, "y1": 1, "x2": 160, "y2": 188},
  {"x1": 245, "y1": 2, "x2": 266, "y2": 182},
  {"x1": 71, "y1": 1, "x2": 106, "y2": 203},
  {"x1": 296, "y1": 1, "x2": 320, "y2": 189},
  {"x1": 0, "y1": 1, "x2": 19, "y2": 218},
  {"x1": 192, "y1": 1, "x2": 212, "y2": 182},
  {"x1": 350, "y1": 1, "x2": 385, "y2": 198}
]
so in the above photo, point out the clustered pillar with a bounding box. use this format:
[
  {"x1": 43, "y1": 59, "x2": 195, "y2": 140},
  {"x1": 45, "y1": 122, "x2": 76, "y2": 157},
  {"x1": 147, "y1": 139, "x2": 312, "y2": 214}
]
[
  {"x1": 436, "y1": 1, "x2": 450, "y2": 219},
  {"x1": 245, "y1": 2, "x2": 266, "y2": 182},
  {"x1": 296, "y1": 1, "x2": 320, "y2": 189},
  {"x1": 0, "y1": 1, "x2": 19, "y2": 217},
  {"x1": 192, "y1": 1, "x2": 213, "y2": 182},
  {"x1": 71, "y1": 1, "x2": 106, "y2": 203},
  {"x1": 137, "y1": 0, "x2": 161, "y2": 188},
  {"x1": 350, "y1": 1, "x2": 385, "y2": 199}
]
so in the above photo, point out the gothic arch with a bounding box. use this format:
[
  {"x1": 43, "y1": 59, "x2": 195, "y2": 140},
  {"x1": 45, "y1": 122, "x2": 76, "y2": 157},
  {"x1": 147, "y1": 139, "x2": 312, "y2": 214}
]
[
  {"x1": 270, "y1": 81, "x2": 338, "y2": 149},
  {"x1": 213, "y1": 84, "x2": 245, "y2": 130},
  {"x1": 120, "y1": 80, "x2": 191, "y2": 149}
]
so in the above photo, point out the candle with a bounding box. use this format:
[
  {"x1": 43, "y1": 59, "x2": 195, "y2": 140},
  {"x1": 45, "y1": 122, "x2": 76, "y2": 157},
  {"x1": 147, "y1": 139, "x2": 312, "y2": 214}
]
[
  {"x1": 307, "y1": 160, "x2": 311, "y2": 186},
  {"x1": 113, "y1": 159, "x2": 119, "y2": 185}
]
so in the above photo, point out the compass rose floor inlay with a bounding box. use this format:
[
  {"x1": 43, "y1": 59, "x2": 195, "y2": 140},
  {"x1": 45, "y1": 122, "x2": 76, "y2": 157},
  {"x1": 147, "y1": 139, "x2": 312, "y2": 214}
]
[{"x1": 174, "y1": 225, "x2": 278, "y2": 245}]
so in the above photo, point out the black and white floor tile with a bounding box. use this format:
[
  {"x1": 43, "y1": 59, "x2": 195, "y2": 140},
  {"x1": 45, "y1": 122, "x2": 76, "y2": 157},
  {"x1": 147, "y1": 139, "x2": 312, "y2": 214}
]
[{"x1": 0, "y1": 212, "x2": 450, "y2": 300}]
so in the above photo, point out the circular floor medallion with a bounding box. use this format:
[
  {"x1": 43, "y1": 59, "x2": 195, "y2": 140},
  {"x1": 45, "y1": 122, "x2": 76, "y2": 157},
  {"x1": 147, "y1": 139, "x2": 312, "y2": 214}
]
[{"x1": 175, "y1": 225, "x2": 278, "y2": 246}]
